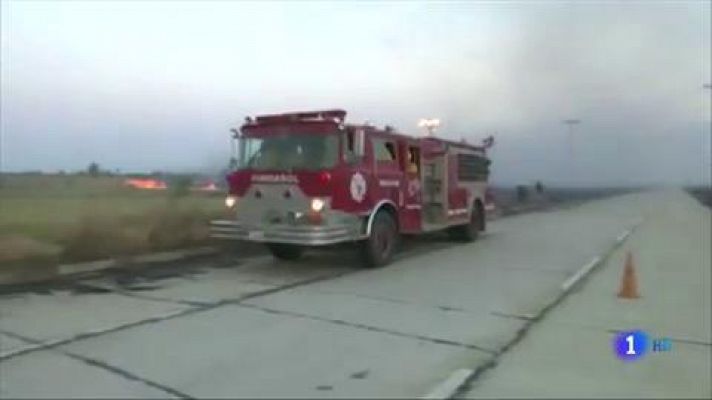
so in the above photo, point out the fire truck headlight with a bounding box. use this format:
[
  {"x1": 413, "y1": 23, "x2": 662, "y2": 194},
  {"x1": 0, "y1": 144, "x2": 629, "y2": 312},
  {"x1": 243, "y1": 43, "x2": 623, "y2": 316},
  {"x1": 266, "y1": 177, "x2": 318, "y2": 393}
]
[
  {"x1": 310, "y1": 198, "x2": 326, "y2": 212},
  {"x1": 225, "y1": 196, "x2": 237, "y2": 208}
]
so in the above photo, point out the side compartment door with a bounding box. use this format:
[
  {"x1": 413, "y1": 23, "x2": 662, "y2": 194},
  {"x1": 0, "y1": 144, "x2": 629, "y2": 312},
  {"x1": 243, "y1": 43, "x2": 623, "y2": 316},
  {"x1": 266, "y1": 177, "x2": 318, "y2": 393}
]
[{"x1": 448, "y1": 153, "x2": 469, "y2": 223}]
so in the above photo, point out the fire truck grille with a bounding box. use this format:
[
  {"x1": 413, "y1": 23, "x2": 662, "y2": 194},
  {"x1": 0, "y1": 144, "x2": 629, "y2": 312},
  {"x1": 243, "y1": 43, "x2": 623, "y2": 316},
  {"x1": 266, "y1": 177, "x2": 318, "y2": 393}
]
[{"x1": 209, "y1": 219, "x2": 364, "y2": 246}]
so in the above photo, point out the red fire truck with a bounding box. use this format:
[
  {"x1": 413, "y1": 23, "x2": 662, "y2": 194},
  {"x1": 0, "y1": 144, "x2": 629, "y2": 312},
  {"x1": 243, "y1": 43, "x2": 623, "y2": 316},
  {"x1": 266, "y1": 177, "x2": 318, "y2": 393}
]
[{"x1": 211, "y1": 109, "x2": 493, "y2": 267}]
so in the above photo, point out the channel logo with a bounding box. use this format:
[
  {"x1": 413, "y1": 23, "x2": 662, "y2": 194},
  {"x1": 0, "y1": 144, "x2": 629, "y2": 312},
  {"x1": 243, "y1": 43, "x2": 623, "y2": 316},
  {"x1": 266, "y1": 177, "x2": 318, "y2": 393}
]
[{"x1": 613, "y1": 330, "x2": 672, "y2": 361}]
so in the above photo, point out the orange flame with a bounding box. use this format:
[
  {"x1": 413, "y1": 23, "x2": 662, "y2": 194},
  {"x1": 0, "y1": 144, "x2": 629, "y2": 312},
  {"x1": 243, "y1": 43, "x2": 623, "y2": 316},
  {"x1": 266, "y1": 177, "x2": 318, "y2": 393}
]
[{"x1": 124, "y1": 178, "x2": 168, "y2": 190}]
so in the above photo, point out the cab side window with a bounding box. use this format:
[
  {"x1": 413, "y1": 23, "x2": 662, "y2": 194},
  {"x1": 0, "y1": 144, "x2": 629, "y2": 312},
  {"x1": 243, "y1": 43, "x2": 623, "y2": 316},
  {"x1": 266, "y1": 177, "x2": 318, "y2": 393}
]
[
  {"x1": 343, "y1": 131, "x2": 357, "y2": 163},
  {"x1": 374, "y1": 139, "x2": 397, "y2": 162},
  {"x1": 407, "y1": 146, "x2": 420, "y2": 174}
]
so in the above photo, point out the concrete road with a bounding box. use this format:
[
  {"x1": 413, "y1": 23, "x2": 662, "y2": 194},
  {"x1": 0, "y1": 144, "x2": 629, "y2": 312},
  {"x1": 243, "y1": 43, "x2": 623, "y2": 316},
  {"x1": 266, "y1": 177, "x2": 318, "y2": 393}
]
[
  {"x1": 0, "y1": 190, "x2": 700, "y2": 398},
  {"x1": 460, "y1": 189, "x2": 711, "y2": 398}
]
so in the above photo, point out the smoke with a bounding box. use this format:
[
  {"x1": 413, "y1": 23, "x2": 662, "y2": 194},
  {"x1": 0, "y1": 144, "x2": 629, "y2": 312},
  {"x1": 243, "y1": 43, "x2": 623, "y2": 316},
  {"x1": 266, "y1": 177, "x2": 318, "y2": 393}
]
[
  {"x1": 2, "y1": 1, "x2": 709, "y2": 186},
  {"x1": 378, "y1": 2, "x2": 712, "y2": 186}
]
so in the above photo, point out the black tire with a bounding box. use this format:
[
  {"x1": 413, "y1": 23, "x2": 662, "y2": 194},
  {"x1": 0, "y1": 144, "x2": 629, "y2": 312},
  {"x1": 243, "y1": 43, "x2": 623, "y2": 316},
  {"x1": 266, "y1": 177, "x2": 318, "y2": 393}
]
[
  {"x1": 361, "y1": 211, "x2": 398, "y2": 268},
  {"x1": 266, "y1": 243, "x2": 304, "y2": 261},
  {"x1": 448, "y1": 203, "x2": 481, "y2": 242}
]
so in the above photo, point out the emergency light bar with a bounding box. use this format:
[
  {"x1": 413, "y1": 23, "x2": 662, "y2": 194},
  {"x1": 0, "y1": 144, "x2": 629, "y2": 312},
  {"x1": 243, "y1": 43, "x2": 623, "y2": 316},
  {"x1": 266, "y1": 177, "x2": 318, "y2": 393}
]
[{"x1": 249, "y1": 109, "x2": 347, "y2": 125}]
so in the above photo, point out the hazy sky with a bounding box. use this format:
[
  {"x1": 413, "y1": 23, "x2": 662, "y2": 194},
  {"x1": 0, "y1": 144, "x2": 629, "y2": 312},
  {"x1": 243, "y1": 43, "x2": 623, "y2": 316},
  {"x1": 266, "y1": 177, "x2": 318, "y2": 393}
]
[{"x1": 1, "y1": 0, "x2": 710, "y2": 186}]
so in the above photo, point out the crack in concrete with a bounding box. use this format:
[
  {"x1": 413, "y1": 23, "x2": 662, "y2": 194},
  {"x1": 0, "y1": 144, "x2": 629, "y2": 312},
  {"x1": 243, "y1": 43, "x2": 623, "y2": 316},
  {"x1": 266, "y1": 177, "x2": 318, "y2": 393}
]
[
  {"x1": 235, "y1": 302, "x2": 498, "y2": 355},
  {"x1": 72, "y1": 282, "x2": 212, "y2": 307},
  {"x1": 489, "y1": 311, "x2": 536, "y2": 321},
  {"x1": 217, "y1": 269, "x2": 357, "y2": 305},
  {"x1": 0, "y1": 308, "x2": 197, "y2": 362},
  {"x1": 0, "y1": 268, "x2": 358, "y2": 362},
  {"x1": 306, "y1": 288, "x2": 480, "y2": 316},
  {"x1": 0, "y1": 330, "x2": 192, "y2": 399}
]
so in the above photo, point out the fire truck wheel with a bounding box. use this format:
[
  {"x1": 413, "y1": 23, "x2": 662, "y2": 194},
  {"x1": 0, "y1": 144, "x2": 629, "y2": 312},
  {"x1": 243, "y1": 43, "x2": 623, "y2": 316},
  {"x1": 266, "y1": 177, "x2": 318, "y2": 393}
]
[
  {"x1": 266, "y1": 243, "x2": 304, "y2": 261},
  {"x1": 362, "y1": 210, "x2": 398, "y2": 268},
  {"x1": 448, "y1": 204, "x2": 481, "y2": 242}
]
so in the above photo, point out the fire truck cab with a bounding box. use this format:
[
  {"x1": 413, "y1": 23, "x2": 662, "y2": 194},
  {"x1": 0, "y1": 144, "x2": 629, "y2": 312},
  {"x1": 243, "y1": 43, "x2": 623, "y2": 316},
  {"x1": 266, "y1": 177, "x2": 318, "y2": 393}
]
[{"x1": 211, "y1": 109, "x2": 492, "y2": 267}]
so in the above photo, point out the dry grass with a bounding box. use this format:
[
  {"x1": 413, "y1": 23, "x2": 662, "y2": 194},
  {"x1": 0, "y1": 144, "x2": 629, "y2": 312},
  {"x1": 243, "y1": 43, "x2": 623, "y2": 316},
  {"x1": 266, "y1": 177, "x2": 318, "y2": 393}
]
[
  {"x1": 0, "y1": 235, "x2": 62, "y2": 264},
  {"x1": 61, "y1": 215, "x2": 150, "y2": 262},
  {"x1": 1, "y1": 174, "x2": 225, "y2": 266}
]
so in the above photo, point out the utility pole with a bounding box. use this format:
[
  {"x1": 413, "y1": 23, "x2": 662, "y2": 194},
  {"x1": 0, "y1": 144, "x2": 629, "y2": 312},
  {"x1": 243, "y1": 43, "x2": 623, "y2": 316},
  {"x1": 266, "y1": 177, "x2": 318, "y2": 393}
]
[
  {"x1": 563, "y1": 119, "x2": 581, "y2": 185},
  {"x1": 563, "y1": 119, "x2": 581, "y2": 158},
  {"x1": 704, "y1": 84, "x2": 711, "y2": 185}
]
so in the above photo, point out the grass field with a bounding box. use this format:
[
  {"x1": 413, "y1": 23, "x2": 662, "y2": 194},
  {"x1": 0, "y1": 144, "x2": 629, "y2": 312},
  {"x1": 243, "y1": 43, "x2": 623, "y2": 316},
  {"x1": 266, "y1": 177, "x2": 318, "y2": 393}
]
[
  {"x1": 1, "y1": 174, "x2": 648, "y2": 268},
  {"x1": 0, "y1": 174, "x2": 226, "y2": 266}
]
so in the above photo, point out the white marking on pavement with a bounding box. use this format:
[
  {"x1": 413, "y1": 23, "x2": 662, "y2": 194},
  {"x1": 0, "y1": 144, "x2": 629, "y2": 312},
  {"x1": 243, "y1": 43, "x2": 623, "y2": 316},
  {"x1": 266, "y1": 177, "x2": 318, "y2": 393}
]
[
  {"x1": 616, "y1": 229, "x2": 631, "y2": 244},
  {"x1": 561, "y1": 256, "x2": 601, "y2": 292},
  {"x1": 422, "y1": 368, "x2": 475, "y2": 399},
  {"x1": 561, "y1": 222, "x2": 640, "y2": 293}
]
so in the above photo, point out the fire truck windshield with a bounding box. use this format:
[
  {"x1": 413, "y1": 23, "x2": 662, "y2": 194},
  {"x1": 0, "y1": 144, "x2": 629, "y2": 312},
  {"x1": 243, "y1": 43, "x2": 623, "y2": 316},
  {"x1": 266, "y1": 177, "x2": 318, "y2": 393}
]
[{"x1": 237, "y1": 134, "x2": 339, "y2": 171}]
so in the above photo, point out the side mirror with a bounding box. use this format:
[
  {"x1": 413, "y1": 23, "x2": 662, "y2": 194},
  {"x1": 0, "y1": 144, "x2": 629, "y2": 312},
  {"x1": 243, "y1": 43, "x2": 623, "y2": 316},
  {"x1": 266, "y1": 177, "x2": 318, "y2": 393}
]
[{"x1": 354, "y1": 129, "x2": 365, "y2": 157}]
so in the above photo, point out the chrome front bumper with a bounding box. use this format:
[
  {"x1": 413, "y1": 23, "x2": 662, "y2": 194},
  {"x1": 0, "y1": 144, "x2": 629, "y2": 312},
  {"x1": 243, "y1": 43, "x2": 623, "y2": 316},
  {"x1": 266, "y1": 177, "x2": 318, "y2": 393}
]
[{"x1": 210, "y1": 219, "x2": 365, "y2": 246}]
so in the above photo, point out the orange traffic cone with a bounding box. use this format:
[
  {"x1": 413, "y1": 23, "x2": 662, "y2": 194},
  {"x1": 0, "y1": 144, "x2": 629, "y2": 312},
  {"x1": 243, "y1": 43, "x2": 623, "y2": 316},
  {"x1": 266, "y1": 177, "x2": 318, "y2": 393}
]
[{"x1": 617, "y1": 251, "x2": 640, "y2": 299}]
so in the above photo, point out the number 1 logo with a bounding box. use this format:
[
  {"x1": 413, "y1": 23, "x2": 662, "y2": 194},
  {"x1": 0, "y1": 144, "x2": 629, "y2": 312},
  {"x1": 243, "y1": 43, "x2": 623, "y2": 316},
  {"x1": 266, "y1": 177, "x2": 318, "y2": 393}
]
[
  {"x1": 614, "y1": 330, "x2": 648, "y2": 361},
  {"x1": 625, "y1": 334, "x2": 636, "y2": 355}
]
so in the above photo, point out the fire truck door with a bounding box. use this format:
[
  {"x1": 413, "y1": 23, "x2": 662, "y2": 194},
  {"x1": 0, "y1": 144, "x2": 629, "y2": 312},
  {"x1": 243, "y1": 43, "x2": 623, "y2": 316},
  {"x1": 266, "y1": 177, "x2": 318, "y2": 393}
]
[
  {"x1": 400, "y1": 142, "x2": 422, "y2": 233},
  {"x1": 372, "y1": 137, "x2": 403, "y2": 213}
]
